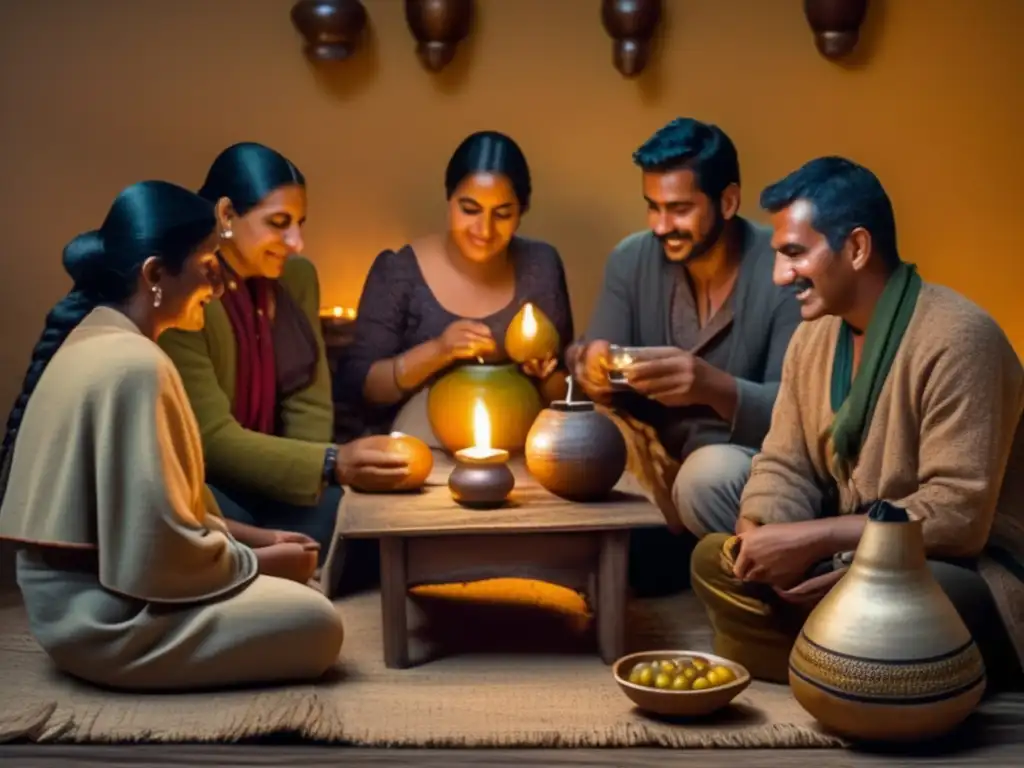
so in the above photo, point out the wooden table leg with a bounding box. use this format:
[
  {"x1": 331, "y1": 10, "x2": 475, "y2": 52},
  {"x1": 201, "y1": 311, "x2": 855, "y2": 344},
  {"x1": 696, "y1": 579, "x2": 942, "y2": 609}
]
[
  {"x1": 379, "y1": 536, "x2": 409, "y2": 669},
  {"x1": 596, "y1": 530, "x2": 629, "y2": 664}
]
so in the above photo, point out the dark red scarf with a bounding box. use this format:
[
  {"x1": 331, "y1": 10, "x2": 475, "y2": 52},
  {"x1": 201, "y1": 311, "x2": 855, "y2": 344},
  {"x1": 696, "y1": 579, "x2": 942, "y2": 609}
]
[
  {"x1": 221, "y1": 276, "x2": 278, "y2": 434},
  {"x1": 219, "y1": 259, "x2": 323, "y2": 435}
]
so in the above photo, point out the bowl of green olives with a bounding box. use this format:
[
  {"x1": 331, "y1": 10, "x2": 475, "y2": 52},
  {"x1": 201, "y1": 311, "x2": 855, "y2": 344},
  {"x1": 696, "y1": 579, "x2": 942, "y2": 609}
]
[{"x1": 613, "y1": 650, "x2": 751, "y2": 717}]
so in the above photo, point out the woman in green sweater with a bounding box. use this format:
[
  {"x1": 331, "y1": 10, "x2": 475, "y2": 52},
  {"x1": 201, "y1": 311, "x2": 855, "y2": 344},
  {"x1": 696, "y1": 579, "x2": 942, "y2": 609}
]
[{"x1": 159, "y1": 143, "x2": 406, "y2": 566}]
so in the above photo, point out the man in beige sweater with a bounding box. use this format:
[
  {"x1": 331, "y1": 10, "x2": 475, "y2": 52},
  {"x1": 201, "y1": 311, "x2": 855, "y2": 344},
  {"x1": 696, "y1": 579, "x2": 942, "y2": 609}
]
[{"x1": 690, "y1": 157, "x2": 1024, "y2": 690}]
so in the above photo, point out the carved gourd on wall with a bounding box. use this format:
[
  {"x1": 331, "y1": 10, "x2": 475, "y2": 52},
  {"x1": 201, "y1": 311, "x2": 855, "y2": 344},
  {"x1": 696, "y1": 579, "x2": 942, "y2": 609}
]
[
  {"x1": 291, "y1": 0, "x2": 369, "y2": 61},
  {"x1": 804, "y1": 0, "x2": 869, "y2": 60},
  {"x1": 600, "y1": 0, "x2": 663, "y2": 78},
  {"x1": 405, "y1": 0, "x2": 474, "y2": 72}
]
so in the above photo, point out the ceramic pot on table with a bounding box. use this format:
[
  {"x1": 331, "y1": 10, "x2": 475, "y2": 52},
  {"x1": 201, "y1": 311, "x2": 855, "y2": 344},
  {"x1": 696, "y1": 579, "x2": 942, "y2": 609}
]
[{"x1": 524, "y1": 400, "x2": 627, "y2": 501}]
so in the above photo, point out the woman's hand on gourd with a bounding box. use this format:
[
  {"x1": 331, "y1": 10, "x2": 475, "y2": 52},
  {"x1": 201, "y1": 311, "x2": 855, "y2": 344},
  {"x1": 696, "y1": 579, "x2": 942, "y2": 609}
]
[
  {"x1": 439, "y1": 319, "x2": 496, "y2": 361},
  {"x1": 334, "y1": 435, "x2": 410, "y2": 488},
  {"x1": 521, "y1": 356, "x2": 558, "y2": 380}
]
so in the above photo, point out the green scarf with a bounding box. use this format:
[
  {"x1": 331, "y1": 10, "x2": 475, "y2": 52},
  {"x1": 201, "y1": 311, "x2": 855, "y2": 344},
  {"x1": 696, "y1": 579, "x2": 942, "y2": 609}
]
[{"x1": 829, "y1": 262, "x2": 922, "y2": 481}]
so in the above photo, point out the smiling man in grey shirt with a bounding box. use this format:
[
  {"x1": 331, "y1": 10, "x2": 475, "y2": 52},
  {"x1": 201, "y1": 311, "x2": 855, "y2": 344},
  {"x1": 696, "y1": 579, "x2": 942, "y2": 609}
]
[{"x1": 569, "y1": 118, "x2": 801, "y2": 589}]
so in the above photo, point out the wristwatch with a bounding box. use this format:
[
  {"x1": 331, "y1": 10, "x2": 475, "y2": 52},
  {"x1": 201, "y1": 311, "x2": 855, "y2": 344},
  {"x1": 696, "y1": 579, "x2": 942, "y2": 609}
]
[{"x1": 323, "y1": 444, "x2": 341, "y2": 486}]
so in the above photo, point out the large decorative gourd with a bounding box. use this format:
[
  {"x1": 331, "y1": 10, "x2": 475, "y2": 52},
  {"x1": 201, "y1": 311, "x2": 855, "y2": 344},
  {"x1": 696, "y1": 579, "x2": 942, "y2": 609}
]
[
  {"x1": 789, "y1": 501, "x2": 985, "y2": 742},
  {"x1": 504, "y1": 302, "x2": 560, "y2": 364},
  {"x1": 427, "y1": 363, "x2": 542, "y2": 454}
]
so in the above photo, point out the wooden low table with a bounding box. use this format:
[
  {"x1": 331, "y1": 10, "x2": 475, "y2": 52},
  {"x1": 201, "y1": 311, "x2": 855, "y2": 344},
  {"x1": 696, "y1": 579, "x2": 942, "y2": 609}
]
[{"x1": 333, "y1": 453, "x2": 666, "y2": 669}]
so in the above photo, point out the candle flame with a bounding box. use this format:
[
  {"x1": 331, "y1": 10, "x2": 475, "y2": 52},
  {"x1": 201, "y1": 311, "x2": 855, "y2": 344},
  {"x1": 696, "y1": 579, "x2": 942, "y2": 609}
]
[
  {"x1": 521, "y1": 303, "x2": 537, "y2": 338},
  {"x1": 472, "y1": 399, "x2": 491, "y2": 450},
  {"x1": 324, "y1": 305, "x2": 357, "y2": 319}
]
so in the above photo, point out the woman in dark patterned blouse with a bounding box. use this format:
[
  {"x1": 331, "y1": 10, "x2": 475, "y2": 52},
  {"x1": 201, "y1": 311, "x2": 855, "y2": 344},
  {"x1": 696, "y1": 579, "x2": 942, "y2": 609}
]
[{"x1": 341, "y1": 131, "x2": 575, "y2": 435}]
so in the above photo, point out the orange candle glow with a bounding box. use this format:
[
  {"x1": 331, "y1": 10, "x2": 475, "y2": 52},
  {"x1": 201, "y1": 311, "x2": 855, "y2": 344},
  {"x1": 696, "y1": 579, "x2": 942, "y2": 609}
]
[
  {"x1": 320, "y1": 305, "x2": 357, "y2": 320},
  {"x1": 454, "y1": 400, "x2": 509, "y2": 464}
]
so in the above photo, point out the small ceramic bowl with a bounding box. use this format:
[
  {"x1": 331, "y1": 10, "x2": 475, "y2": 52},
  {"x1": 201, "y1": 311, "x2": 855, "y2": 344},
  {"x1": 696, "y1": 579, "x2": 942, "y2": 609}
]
[{"x1": 613, "y1": 650, "x2": 751, "y2": 717}]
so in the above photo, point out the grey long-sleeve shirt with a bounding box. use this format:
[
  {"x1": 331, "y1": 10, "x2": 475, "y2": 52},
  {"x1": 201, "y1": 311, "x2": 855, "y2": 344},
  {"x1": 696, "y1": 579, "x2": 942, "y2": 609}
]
[{"x1": 584, "y1": 218, "x2": 802, "y2": 460}]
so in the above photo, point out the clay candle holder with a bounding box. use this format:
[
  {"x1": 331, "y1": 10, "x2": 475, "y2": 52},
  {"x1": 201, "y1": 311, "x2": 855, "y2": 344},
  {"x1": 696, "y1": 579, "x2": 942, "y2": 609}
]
[{"x1": 448, "y1": 400, "x2": 515, "y2": 508}]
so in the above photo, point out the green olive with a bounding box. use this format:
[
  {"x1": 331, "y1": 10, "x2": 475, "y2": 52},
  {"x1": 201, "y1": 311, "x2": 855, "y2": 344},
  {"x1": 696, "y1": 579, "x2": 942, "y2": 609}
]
[
  {"x1": 636, "y1": 666, "x2": 655, "y2": 687},
  {"x1": 628, "y1": 662, "x2": 649, "y2": 684},
  {"x1": 680, "y1": 665, "x2": 699, "y2": 680},
  {"x1": 670, "y1": 674, "x2": 692, "y2": 691},
  {"x1": 654, "y1": 672, "x2": 673, "y2": 689},
  {"x1": 706, "y1": 665, "x2": 737, "y2": 686},
  {"x1": 691, "y1": 676, "x2": 711, "y2": 690}
]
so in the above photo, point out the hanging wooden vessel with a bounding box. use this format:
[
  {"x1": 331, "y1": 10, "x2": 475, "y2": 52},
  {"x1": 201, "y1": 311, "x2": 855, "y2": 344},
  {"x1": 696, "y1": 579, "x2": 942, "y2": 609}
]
[
  {"x1": 404, "y1": 0, "x2": 474, "y2": 72},
  {"x1": 600, "y1": 0, "x2": 662, "y2": 78},
  {"x1": 290, "y1": 0, "x2": 368, "y2": 62},
  {"x1": 803, "y1": 0, "x2": 869, "y2": 60}
]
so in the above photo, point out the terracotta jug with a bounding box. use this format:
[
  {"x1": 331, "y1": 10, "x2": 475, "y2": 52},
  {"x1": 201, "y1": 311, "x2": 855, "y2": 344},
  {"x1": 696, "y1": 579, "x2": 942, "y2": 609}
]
[{"x1": 789, "y1": 501, "x2": 985, "y2": 742}]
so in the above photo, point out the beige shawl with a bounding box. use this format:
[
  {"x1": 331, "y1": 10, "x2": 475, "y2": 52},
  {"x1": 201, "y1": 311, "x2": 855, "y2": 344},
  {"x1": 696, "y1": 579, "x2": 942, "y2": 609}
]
[{"x1": 0, "y1": 307, "x2": 257, "y2": 603}]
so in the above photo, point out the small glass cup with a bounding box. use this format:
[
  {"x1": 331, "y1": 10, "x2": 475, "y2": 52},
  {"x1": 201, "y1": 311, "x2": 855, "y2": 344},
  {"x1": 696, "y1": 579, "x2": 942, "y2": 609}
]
[{"x1": 607, "y1": 344, "x2": 636, "y2": 386}]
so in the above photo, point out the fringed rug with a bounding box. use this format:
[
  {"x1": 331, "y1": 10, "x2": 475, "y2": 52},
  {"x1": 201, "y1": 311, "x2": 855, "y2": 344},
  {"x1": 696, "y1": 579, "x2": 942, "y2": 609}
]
[{"x1": 0, "y1": 581, "x2": 843, "y2": 748}]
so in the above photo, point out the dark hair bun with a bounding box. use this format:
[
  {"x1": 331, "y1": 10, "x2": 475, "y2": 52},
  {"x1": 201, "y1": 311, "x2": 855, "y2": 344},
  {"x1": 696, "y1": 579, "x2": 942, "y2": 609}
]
[{"x1": 62, "y1": 230, "x2": 106, "y2": 284}]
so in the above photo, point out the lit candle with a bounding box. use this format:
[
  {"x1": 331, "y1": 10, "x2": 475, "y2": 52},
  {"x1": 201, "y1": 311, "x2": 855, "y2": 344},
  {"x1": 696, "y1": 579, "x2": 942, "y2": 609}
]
[
  {"x1": 454, "y1": 400, "x2": 509, "y2": 464},
  {"x1": 448, "y1": 399, "x2": 515, "y2": 508},
  {"x1": 607, "y1": 344, "x2": 634, "y2": 386},
  {"x1": 505, "y1": 301, "x2": 559, "y2": 364},
  {"x1": 320, "y1": 305, "x2": 357, "y2": 322},
  {"x1": 609, "y1": 344, "x2": 634, "y2": 370},
  {"x1": 521, "y1": 302, "x2": 538, "y2": 338}
]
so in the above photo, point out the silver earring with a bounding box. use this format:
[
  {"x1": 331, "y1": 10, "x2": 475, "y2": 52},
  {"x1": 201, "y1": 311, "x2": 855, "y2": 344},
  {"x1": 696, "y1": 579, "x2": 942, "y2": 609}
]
[
  {"x1": 152, "y1": 285, "x2": 162, "y2": 308},
  {"x1": 221, "y1": 227, "x2": 233, "y2": 240}
]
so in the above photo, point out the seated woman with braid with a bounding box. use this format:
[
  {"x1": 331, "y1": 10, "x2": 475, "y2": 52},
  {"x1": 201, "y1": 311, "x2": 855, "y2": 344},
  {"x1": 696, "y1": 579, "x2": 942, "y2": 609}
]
[
  {"x1": 0, "y1": 180, "x2": 344, "y2": 691},
  {"x1": 159, "y1": 143, "x2": 407, "y2": 572},
  {"x1": 689, "y1": 157, "x2": 1024, "y2": 691},
  {"x1": 339, "y1": 131, "x2": 575, "y2": 438}
]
